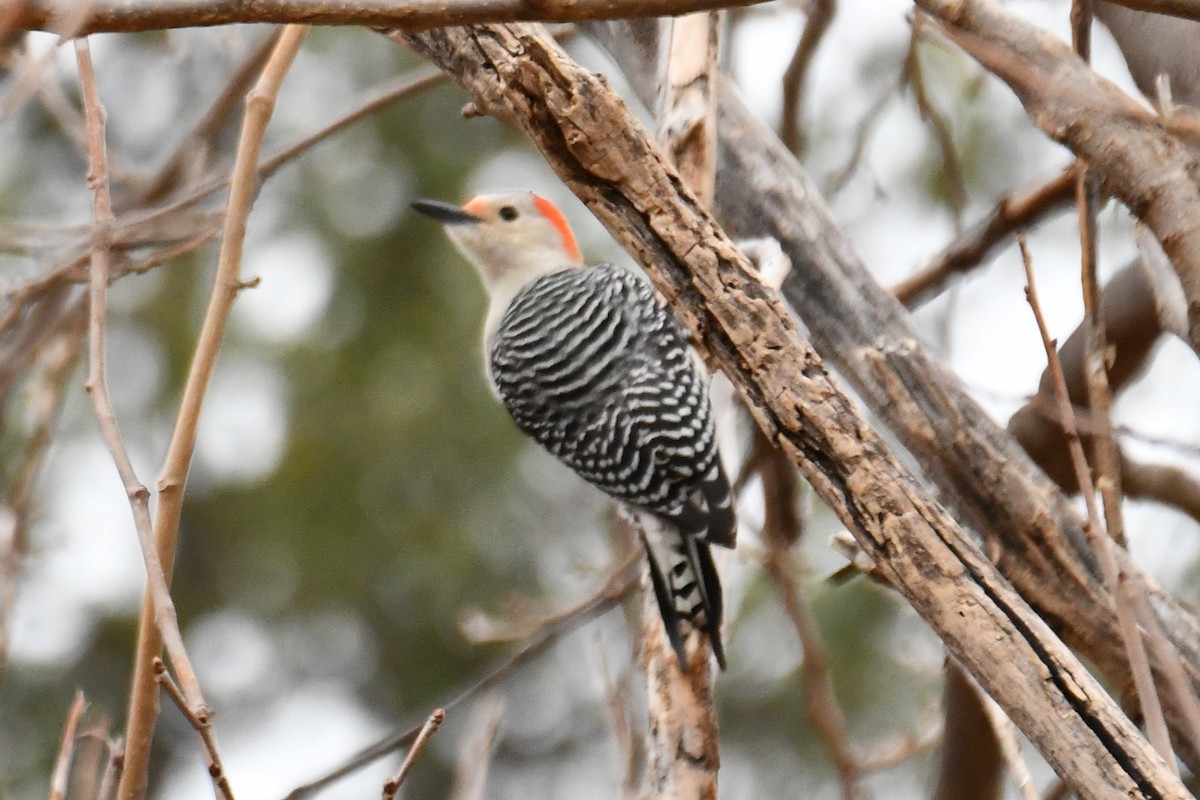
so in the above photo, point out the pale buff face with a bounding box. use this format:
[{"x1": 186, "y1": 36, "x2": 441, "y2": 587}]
[{"x1": 442, "y1": 192, "x2": 584, "y2": 294}]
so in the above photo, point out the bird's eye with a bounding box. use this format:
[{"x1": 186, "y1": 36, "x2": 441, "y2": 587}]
[{"x1": 498, "y1": 205, "x2": 519, "y2": 221}]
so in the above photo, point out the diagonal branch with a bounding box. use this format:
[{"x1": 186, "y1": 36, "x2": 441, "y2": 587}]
[
  {"x1": 400, "y1": 22, "x2": 1186, "y2": 799},
  {"x1": 590, "y1": 12, "x2": 1200, "y2": 782}
]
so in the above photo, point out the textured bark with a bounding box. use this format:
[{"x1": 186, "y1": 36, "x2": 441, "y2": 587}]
[
  {"x1": 590, "y1": 18, "x2": 1200, "y2": 779},
  {"x1": 398, "y1": 23, "x2": 1188, "y2": 799}
]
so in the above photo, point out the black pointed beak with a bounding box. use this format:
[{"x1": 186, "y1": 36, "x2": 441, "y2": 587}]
[{"x1": 411, "y1": 198, "x2": 484, "y2": 226}]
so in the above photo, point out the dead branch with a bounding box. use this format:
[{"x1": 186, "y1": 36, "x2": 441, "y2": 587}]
[
  {"x1": 914, "y1": 0, "x2": 1200, "y2": 358},
  {"x1": 13, "y1": 0, "x2": 768, "y2": 36},
  {"x1": 402, "y1": 23, "x2": 1188, "y2": 798},
  {"x1": 640, "y1": 16, "x2": 722, "y2": 800},
  {"x1": 381, "y1": 709, "x2": 444, "y2": 800},
  {"x1": 894, "y1": 167, "x2": 1076, "y2": 308},
  {"x1": 119, "y1": 26, "x2": 309, "y2": 800}
]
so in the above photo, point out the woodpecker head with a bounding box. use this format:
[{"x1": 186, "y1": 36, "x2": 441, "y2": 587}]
[{"x1": 412, "y1": 191, "x2": 583, "y2": 297}]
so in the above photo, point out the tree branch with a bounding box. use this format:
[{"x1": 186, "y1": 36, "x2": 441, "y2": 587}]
[
  {"x1": 400, "y1": 23, "x2": 1187, "y2": 799},
  {"x1": 119, "y1": 25, "x2": 309, "y2": 800},
  {"x1": 14, "y1": 0, "x2": 768, "y2": 36},
  {"x1": 913, "y1": 0, "x2": 1200, "y2": 357},
  {"x1": 893, "y1": 166, "x2": 1076, "y2": 308}
]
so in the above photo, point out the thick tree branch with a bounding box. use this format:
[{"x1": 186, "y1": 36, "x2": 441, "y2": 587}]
[
  {"x1": 913, "y1": 0, "x2": 1200, "y2": 357},
  {"x1": 14, "y1": 0, "x2": 767, "y2": 36},
  {"x1": 401, "y1": 23, "x2": 1187, "y2": 799},
  {"x1": 589, "y1": 18, "x2": 1200, "y2": 781}
]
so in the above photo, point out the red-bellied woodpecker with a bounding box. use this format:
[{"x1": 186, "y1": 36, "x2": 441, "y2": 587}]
[{"x1": 412, "y1": 191, "x2": 736, "y2": 669}]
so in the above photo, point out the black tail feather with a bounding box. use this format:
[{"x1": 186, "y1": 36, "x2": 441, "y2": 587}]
[
  {"x1": 642, "y1": 537, "x2": 689, "y2": 669},
  {"x1": 685, "y1": 535, "x2": 727, "y2": 669},
  {"x1": 639, "y1": 525, "x2": 727, "y2": 672}
]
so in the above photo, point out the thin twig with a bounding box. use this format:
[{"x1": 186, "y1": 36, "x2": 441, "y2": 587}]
[
  {"x1": 77, "y1": 24, "x2": 213, "y2": 732},
  {"x1": 856, "y1": 717, "x2": 942, "y2": 772},
  {"x1": 283, "y1": 548, "x2": 639, "y2": 800},
  {"x1": 1072, "y1": 175, "x2": 1166, "y2": 741},
  {"x1": 0, "y1": 2, "x2": 93, "y2": 122},
  {"x1": 894, "y1": 167, "x2": 1076, "y2": 308},
  {"x1": 905, "y1": 18, "x2": 967, "y2": 230},
  {"x1": 0, "y1": 64, "x2": 444, "y2": 336},
  {"x1": 1126, "y1": 587, "x2": 1200, "y2": 755},
  {"x1": 49, "y1": 690, "x2": 88, "y2": 800},
  {"x1": 1069, "y1": 0, "x2": 1172, "y2": 761},
  {"x1": 0, "y1": 318, "x2": 84, "y2": 684},
  {"x1": 381, "y1": 709, "x2": 445, "y2": 800},
  {"x1": 1019, "y1": 236, "x2": 1174, "y2": 772},
  {"x1": 119, "y1": 25, "x2": 310, "y2": 800},
  {"x1": 779, "y1": 0, "x2": 835, "y2": 154},
  {"x1": 97, "y1": 736, "x2": 125, "y2": 800},
  {"x1": 137, "y1": 29, "x2": 285, "y2": 205},
  {"x1": 823, "y1": 80, "x2": 898, "y2": 197},
  {"x1": 153, "y1": 659, "x2": 235, "y2": 800}
]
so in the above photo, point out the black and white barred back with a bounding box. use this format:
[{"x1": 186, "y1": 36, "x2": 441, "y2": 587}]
[{"x1": 489, "y1": 264, "x2": 736, "y2": 668}]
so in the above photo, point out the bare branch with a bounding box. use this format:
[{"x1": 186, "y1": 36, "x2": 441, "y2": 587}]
[
  {"x1": 14, "y1": 0, "x2": 769, "y2": 35},
  {"x1": 404, "y1": 23, "x2": 1188, "y2": 797},
  {"x1": 119, "y1": 25, "x2": 309, "y2": 800},
  {"x1": 49, "y1": 691, "x2": 87, "y2": 800},
  {"x1": 894, "y1": 167, "x2": 1076, "y2": 308},
  {"x1": 914, "y1": 0, "x2": 1200, "y2": 357},
  {"x1": 381, "y1": 709, "x2": 444, "y2": 800},
  {"x1": 779, "y1": 0, "x2": 835, "y2": 154}
]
